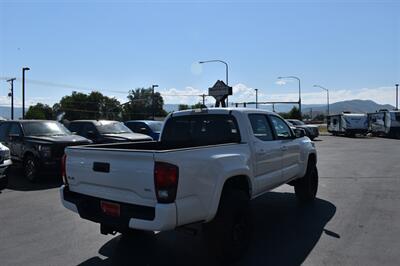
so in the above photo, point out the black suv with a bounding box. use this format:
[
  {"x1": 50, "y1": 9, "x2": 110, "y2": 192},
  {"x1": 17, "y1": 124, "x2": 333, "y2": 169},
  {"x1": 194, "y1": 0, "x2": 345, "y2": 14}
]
[
  {"x1": 67, "y1": 120, "x2": 152, "y2": 144},
  {"x1": 0, "y1": 120, "x2": 91, "y2": 182}
]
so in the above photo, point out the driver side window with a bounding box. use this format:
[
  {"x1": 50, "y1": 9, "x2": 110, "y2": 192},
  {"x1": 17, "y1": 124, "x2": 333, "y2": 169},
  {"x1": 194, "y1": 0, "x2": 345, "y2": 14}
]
[
  {"x1": 269, "y1": 116, "x2": 292, "y2": 139},
  {"x1": 9, "y1": 123, "x2": 23, "y2": 136}
]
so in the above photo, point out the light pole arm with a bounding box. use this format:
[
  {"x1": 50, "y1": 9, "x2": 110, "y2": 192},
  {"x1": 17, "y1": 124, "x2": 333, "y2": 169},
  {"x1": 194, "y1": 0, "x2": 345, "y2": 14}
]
[
  {"x1": 199, "y1": 60, "x2": 228, "y2": 85},
  {"x1": 313, "y1": 84, "x2": 329, "y2": 116},
  {"x1": 278, "y1": 75, "x2": 301, "y2": 118}
]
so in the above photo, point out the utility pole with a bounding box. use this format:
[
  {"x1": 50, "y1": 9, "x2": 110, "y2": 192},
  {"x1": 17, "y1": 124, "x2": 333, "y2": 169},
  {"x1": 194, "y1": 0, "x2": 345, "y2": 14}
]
[
  {"x1": 201, "y1": 94, "x2": 206, "y2": 107},
  {"x1": 6, "y1": 78, "x2": 16, "y2": 120},
  {"x1": 396, "y1": 84, "x2": 399, "y2": 110},
  {"x1": 22, "y1": 67, "x2": 30, "y2": 119},
  {"x1": 151, "y1": 84, "x2": 158, "y2": 120}
]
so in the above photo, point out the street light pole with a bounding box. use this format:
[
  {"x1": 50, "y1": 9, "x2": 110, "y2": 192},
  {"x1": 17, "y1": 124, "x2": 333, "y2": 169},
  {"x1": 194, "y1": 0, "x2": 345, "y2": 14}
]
[
  {"x1": 255, "y1": 88, "x2": 258, "y2": 109},
  {"x1": 22, "y1": 67, "x2": 30, "y2": 119},
  {"x1": 6, "y1": 78, "x2": 16, "y2": 120},
  {"x1": 199, "y1": 59, "x2": 229, "y2": 107},
  {"x1": 277, "y1": 76, "x2": 301, "y2": 119},
  {"x1": 151, "y1": 84, "x2": 158, "y2": 120},
  {"x1": 396, "y1": 84, "x2": 399, "y2": 110},
  {"x1": 313, "y1": 84, "x2": 329, "y2": 117}
]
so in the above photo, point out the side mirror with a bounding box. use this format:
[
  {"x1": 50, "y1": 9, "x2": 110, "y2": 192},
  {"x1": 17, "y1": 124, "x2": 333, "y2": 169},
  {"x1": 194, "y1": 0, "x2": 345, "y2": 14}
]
[
  {"x1": 9, "y1": 133, "x2": 21, "y2": 141},
  {"x1": 293, "y1": 128, "x2": 305, "y2": 138},
  {"x1": 71, "y1": 131, "x2": 77, "y2": 135},
  {"x1": 139, "y1": 127, "x2": 149, "y2": 134}
]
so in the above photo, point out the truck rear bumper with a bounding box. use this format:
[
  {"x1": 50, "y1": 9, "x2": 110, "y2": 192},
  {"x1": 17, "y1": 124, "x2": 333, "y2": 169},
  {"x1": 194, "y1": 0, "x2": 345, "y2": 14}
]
[{"x1": 60, "y1": 185, "x2": 176, "y2": 231}]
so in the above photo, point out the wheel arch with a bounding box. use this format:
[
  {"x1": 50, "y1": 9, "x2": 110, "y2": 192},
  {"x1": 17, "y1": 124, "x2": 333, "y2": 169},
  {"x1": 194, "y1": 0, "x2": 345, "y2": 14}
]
[{"x1": 205, "y1": 174, "x2": 252, "y2": 222}]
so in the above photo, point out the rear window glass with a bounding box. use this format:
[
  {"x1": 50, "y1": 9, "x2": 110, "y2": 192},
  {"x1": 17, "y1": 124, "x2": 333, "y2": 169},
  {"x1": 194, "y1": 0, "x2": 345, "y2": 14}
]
[
  {"x1": 161, "y1": 114, "x2": 241, "y2": 146},
  {"x1": 391, "y1": 112, "x2": 400, "y2": 122}
]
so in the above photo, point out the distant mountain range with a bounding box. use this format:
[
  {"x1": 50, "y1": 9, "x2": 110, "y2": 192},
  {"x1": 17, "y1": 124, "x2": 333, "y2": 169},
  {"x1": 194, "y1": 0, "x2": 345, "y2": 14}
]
[
  {"x1": 166, "y1": 100, "x2": 395, "y2": 115},
  {"x1": 0, "y1": 100, "x2": 395, "y2": 120},
  {"x1": 302, "y1": 100, "x2": 395, "y2": 115},
  {"x1": 0, "y1": 106, "x2": 23, "y2": 120}
]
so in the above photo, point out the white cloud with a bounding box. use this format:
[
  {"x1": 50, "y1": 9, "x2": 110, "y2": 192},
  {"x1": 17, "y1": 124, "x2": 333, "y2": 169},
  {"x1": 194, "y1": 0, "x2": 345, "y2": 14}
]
[
  {"x1": 1, "y1": 84, "x2": 394, "y2": 109},
  {"x1": 160, "y1": 86, "x2": 208, "y2": 105},
  {"x1": 160, "y1": 84, "x2": 397, "y2": 106},
  {"x1": 275, "y1": 80, "x2": 287, "y2": 86}
]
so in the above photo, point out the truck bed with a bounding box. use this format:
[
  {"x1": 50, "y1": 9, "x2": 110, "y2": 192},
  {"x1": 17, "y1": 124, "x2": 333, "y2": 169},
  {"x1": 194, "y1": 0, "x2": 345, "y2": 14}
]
[{"x1": 70, "y1": 140, "x2": 242, "y2": 152}]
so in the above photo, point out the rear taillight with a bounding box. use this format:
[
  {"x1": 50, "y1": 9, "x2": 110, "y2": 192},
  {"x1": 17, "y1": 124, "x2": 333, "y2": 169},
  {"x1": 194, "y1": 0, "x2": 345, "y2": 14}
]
[
  {"x1": 61, "y1": 154, "x2": 68, "y2": 185},
  {"x1": 154, "y1": 162, "x2": 179, "y2": 203}
]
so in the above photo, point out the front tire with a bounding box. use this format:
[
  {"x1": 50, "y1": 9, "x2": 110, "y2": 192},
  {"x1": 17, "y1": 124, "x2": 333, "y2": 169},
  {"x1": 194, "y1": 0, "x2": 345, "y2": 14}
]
[
  {"x1": 294, "y1": 161, "x2": 318, "y2": 203},
  {"x1": 0, "y1": 176, "x2": 8, "y2": 190},
  {"x1": 24, "y1": 155, "x2": 39, "y2": 182},
  {"x1": 203, "y1": 189, "x2": 252, "y2": 264}
]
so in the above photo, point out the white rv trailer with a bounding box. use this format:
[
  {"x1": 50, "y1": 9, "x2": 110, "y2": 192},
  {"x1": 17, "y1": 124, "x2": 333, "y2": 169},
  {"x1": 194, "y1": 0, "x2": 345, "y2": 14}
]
[
  {"x1": 328, "y1": 113, "x2": 368, "y2": 136},
  {"x1": 368, "y1": 110, "x2": 400, "y2": 138}
]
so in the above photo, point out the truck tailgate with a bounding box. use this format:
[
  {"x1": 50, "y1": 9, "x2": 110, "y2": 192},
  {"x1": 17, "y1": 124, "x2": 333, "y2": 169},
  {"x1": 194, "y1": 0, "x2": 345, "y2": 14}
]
[{"x1": 65, "y1": 147, "x2": 157, "y2": 207}]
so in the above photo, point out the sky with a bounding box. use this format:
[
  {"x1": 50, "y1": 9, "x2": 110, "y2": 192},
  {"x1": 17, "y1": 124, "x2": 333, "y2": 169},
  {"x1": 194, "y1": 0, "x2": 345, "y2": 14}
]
[{"x1": 0, "y1": 0, "x2": 399, "y2": 108}]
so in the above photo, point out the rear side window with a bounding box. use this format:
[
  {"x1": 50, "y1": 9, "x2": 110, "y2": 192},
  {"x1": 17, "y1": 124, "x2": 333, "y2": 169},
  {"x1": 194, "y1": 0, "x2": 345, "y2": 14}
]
[
  {"x1": 0, "y1": 123, "x2": 10, "y2": 141},
  {"x1": 269, "y1": 115, "x2": 292, "y2": 139},
  {"x1": 162, "y1": 114, "x2": 241, "y2": 146},
  {"x1": 9, "y1": 123, "x2": 23, "y2": 136},
  {"x1": 392, "y1": 112, "x2": 400, "y2": 122},
  {"x1": 249, "y1": 114, "x2": 274, "y2": 141},
  {"x1": 68, "y1": 123, "x2": 81, "y2": 133}
]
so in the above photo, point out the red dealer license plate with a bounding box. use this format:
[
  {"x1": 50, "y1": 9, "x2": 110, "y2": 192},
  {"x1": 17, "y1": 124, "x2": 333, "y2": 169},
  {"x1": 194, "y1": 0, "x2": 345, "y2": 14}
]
[{"x1": 100, "y1": 201, "x2": 120, "y2": 217}]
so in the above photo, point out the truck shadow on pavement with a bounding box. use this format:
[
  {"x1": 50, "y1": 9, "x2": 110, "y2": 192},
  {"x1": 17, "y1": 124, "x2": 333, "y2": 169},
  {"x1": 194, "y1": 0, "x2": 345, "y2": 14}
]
[
  {"x1": 5, "y1": 167, "x2": 62, "y2": 191},
  {"x1": 78, "y1": 191, "x2": 336, "y2": 266}
]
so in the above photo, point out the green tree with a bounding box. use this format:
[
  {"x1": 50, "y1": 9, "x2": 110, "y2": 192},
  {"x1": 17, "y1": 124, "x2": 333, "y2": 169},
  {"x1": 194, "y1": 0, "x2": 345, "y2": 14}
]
[
  {"x1": 122, "y1": 88, "x2": 167, "y2": 120},
  {"x1": 278, "y1": 112, "x2": 290, "y2": 119},
  {"x1": 278, "y1": 106, "x2": 301, "y2": 119},
  {"x1": 288, "y1": 106, "x2": 301, "y2": 119},
  {"x1": 313, "y1": 114, "x2": 325, "y2": 121},
  {"x1": 191, "y1": 102, "x2": 206, "y2": 109},
  {"x1": 178, "y1": 104, "x2": 190, "y2": 111},
  {"x1": 57, "y1": 91, "x2": 121, "y2": 121},
  {"x1": 178, "y1": 103, "x2": 205, "y2": 111},
  {"x1": 25, "y1": 103, "x2": 54, "y2": 120}
]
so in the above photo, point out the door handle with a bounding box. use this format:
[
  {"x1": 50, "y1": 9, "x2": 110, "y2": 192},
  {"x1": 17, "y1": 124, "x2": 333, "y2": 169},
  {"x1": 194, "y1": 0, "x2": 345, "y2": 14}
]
[
  {"x1": 280, "y1": 146, "x2": 288, "y2": 151},
  {"x1": 256, "y1": 149, "x2": 266, "y2": 155}
]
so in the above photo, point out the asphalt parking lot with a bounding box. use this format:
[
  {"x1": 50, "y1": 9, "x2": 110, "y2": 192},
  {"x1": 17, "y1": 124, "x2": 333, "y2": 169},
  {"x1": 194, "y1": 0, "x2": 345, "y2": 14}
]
[{"x1": 0, "y1": 135, "x2": 399, "y2": 266}]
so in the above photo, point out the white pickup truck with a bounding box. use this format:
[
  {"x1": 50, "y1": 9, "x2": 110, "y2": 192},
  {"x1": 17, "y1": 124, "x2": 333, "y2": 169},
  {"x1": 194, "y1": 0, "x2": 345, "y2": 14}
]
[{"x1": 60, "y1": 108, "x2": 318, "y2": 260}]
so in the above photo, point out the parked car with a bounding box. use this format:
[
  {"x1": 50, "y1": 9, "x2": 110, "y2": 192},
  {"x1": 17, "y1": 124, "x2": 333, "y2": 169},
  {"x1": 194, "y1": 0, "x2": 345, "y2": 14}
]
[
  {"x1": 0, "y1": 120, "x2": 91, "y2": 182},
  {"x1": 327, "y1": 113, "x2": 368, "y2": 137},
  {"x1": 124, "y1": 120, "x2": 163, "y2": 140},
  {"x1": 67, "y1": 120, "x2": 152, "y2": 144},
  {"x1": 0, "y1": 143, "x2": 12, "y2": 190},
  {"x1": 60, "y1": 108, "x2": 317, "y2": 263},
  {"x1": 287, "y1": 119, "x2": 319, "y2": 140}
]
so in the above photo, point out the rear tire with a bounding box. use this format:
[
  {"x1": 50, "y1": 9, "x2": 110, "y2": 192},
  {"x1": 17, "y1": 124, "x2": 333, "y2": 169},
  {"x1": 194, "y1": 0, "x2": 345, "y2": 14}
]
[
  {"x1": 294, "y1": 160, "x2": 318, "y2": 203},
  {"x1": 0, "y1": 176, "x2": 8, "y2": 190},
  {"x1": 24, "y1": 155, "x2": 39, "y2": 182},
  {"x1": 203, "y1": 189, "x2": 252, "y2": 264},
  {"x1": 120, "y1": 228, "x2": 145, "y2": 238}
]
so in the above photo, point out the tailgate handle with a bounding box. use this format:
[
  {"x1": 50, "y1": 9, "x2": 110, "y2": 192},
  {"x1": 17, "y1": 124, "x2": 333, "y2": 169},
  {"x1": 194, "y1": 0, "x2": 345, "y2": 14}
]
[{"x1": 93, "y1": 162, "x2": 110, "y2": 173}]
